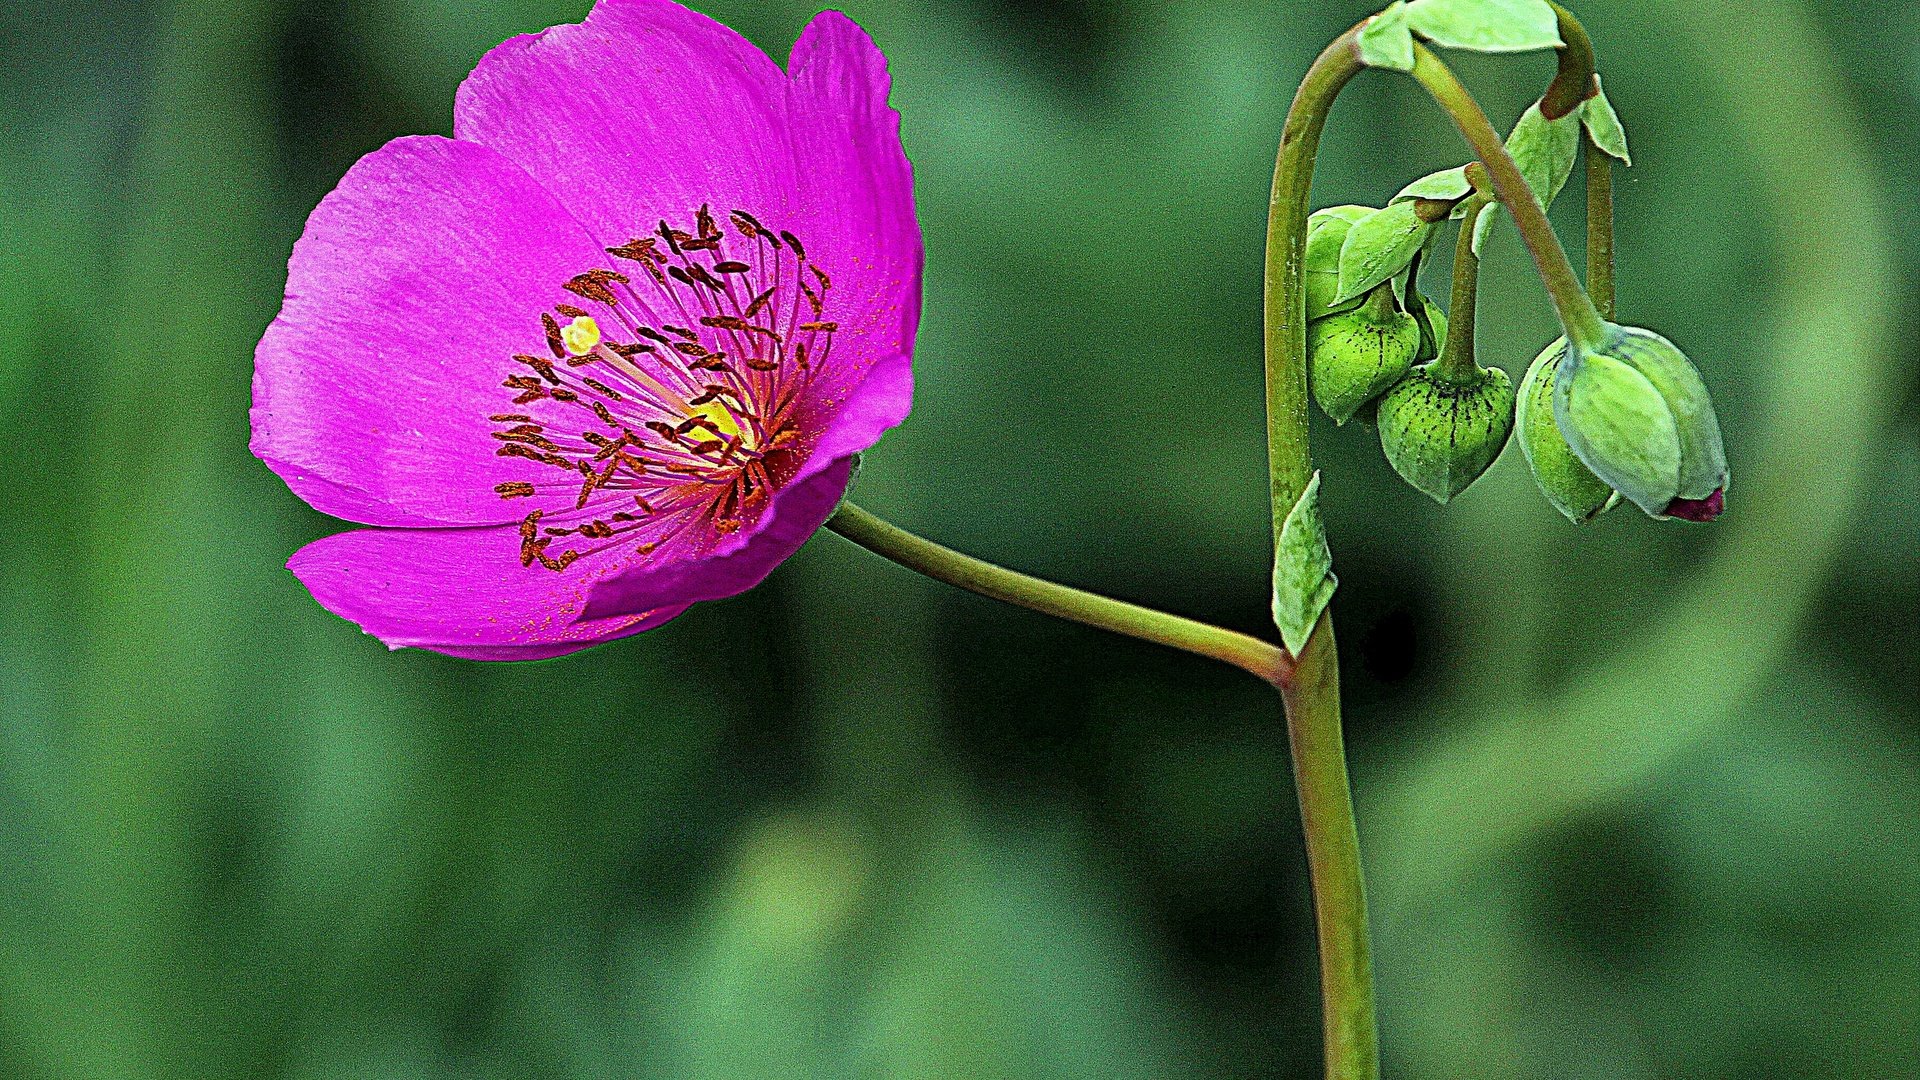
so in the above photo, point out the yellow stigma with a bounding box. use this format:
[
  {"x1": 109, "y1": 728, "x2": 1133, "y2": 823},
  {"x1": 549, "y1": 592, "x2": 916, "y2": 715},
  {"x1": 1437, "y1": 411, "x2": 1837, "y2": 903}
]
[
  {"x1": 560, "y1": 315, "x2": 601, "y2": 357},
  {"x1": 688, "y1": 400, "x2": 753, "y2": 450}
]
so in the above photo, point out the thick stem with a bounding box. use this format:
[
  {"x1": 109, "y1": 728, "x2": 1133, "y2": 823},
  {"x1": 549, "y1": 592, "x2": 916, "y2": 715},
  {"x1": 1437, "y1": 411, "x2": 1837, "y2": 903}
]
[
  {"x1": 1586, "y1": 135, "x2": 1616, "y2": 320},
  {"x1": 1263, "y1": 25, "x2": 1379, "y2": 1080},
  {"x1": 1408, "y1": 45, "x2": 1609, "y2": 350},
  {"x1": 1283, "y1": 616, "x2": 1375, "y2": 1080},
  {"x1": 825, "y1": 502, "x2": 1291, "y2": 688},
  {"x1": 1436, "y1": 194, "x2": 1493, "y2": 383}
]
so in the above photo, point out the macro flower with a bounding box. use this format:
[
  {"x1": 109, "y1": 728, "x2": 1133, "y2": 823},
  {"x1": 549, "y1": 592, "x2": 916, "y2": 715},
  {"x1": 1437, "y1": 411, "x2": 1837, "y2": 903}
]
[{"x1": 251, "y1": 0, "x2": 920, "y2": 658}]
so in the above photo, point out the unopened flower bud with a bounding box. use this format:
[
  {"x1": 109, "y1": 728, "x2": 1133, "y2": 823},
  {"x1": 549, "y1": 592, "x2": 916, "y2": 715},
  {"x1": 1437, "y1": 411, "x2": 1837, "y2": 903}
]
[
  {"x1": 1305, "y1": 205, "x2": 1374, "y2": 319},
  {"x1": 1309, "y1": 286, "x2": 1420, "y2": 425},
  {"x1": 1517, "y1": 338, "x2": 1618, "y2": 523},
  {"x1": 1376, "y1": 360, "x2": 1515, "y2": 503},
  {"x1": 1553, "y1": 324, "x2": 1728, "y2": 521}
]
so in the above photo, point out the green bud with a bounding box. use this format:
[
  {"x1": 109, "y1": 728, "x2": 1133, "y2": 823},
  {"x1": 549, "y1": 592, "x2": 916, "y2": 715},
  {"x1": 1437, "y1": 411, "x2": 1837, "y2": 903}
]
[
  {"x1": 1516, "y1": 338, "x2": 1618, "y2": 523},
  {"x1": 1309, "y1": 286, "x2": 1421, "y2": 425},
  {"x1": 1304, "y1": 205, "x2": 1373, "y2": 319},
  {"x1": 1554, "y1": 324, "x2": 1729, "y2": 521},
  {"x1": 1377, "y1": 360, "x2": 1516, "y2": 503}
]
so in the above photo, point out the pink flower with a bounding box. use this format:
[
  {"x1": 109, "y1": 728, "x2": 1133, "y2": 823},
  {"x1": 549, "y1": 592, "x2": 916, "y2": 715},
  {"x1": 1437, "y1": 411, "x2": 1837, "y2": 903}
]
[{"x1": 252, "y1": 1, "x2": 920, "y2": 659}]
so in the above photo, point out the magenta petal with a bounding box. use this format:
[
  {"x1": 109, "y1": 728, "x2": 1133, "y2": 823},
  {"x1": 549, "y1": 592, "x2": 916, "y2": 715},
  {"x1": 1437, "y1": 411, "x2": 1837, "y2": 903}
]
[
  {"x1": 253, "y1": 136, "x2": 611, "y2": 526},
  {"x1": 1663, "y1": 489, "x2": 1725, "y2": 522},
  {"x1": 289, "y1": 522, "x2": 690, "y2": 659},
  {"x1": 786, "y1": 11, "x2": 923, "y2": 362},
  {"x1": 782, "y1": 347, "x2": 914, "y2": 502},
  {"x1": 581, "y1": 455, "x2": 853, "y2": 621},
  {"x1": 454, "y1": 0, "x2": 793, "y2": 247}
]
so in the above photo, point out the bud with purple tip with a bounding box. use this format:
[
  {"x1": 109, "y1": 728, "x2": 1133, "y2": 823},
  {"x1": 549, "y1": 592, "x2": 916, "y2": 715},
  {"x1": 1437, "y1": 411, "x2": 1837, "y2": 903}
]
[{"x1": 1552, "y1": 324, "x2": 1728, "y2": 521}]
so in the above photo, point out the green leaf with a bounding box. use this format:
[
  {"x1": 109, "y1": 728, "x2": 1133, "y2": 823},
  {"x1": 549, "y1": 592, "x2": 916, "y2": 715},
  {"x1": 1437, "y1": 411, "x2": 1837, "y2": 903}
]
[
  {"x1": 1393, "y1": 165, "x2": 1472, "y2": 204},
  {"x1": 1356, "y1": 2, "x2": 1415, "y2": 71},
  {"x1": 1582, "y1": 74, "x2": 1631, "y2": 164},
  {"x1": 1334, "y1": 201, "x2": 1430, "y2": 304},
  {"x1": 1271, "y1": 472, "x2": 1337, "y2": 656},
  {"x1": 1472, "y1": 103, "x2": 1578, "y2": 255},
  {"x1": 1404, "y1": 0, "x2": 1563, "y2": 52},
  {"x1": 1509, "y1": 102, "x2": 1581, "y2": 207}
]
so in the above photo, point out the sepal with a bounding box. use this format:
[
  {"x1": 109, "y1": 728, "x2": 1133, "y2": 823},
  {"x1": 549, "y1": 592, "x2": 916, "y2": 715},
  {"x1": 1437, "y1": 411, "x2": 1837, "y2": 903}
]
[{"x1": 1516, "y1": 338, "x2": 1617, "y2": 522}]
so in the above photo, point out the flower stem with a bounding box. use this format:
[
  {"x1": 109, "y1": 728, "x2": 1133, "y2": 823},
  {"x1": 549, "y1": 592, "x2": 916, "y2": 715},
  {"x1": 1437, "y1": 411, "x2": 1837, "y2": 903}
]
[
  {"x1": 1436, "y1": 194, "x2": 1493, "y2": 383},
  {"x1": 1548, "y1": 2, "x2": 1617, "y2": 321},
  {"x1": 1263, "y1": 25, "x2": 1380, "y2": 1080},
  {"x1": 1586, "y1": 135, "x2": 1616, "y2": 320},
  {"x1": 1407, "y1": 44, "x2": 1609, "y2": 351},
  {"x1": 825, "y1": 502, "x2": 1291, "y2": 688},
  {"x1": 1281, "y1": 617, "x2": 1373, "y2": 1079}
]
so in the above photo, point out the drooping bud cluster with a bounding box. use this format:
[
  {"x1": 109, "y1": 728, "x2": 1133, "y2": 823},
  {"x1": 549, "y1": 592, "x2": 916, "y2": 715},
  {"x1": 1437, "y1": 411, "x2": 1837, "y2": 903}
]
[
  {"x1": 1303, "y1": 203, "x2": 1439, "y2": 428},
  {"x1": 1298, "y1": 104, "x2": 1728, "y2": 522}
]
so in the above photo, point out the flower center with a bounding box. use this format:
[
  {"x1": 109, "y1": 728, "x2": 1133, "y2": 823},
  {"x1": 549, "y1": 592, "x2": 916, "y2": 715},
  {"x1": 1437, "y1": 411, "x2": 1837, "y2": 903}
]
[{"x1": 488, "y1": 206, "x2": 839, "y2": 572}]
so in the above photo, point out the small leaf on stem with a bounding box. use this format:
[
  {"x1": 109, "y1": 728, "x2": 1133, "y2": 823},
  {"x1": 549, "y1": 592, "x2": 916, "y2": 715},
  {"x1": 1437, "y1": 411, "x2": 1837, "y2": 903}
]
[
  {"x1": 1357, "y1": 2, "x2": 1416, "y2": 71},
  {"x1": 1272, "y1": 472, "x2": 1337, "y2": 656},
  {"x1": 1393, "y1": 164, "x2": 1473, "y2": 204},
  {"x1": 1582, "y1": 74, "x2": 1632, "y2": 164},
  {"x1": 1473, "y1": 102, "x2": 1579, "y2": 254}
]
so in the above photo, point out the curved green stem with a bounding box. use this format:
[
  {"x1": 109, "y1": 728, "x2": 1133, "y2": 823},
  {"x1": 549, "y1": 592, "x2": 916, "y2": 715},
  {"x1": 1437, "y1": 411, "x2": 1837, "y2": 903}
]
[
  {"x1": 825, "y1": 502, "x2": 1291, "y2": 688},
  {"x1": 1263, "y1": 24, "x2": 1379, "y2": 1080},
  {"x1": 1436, "y1": 194, "x2": 1493, "y2": 382},
  {"x1": 1586, "y1": 135, "x2": 1616, "y2": 319},
  {"x1": 1264, "y1": 28, "x2": 1365, "y2": 516},
  {"x1": 1407, "y1": 44, "x2": 1608, "y2": 350}
]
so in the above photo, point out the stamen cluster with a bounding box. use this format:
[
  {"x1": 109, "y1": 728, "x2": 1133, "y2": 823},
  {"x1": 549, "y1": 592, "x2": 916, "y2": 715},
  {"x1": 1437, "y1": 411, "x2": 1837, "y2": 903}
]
[{"x1": 488, "y1": 206, "x2": 841, "y2": 571}]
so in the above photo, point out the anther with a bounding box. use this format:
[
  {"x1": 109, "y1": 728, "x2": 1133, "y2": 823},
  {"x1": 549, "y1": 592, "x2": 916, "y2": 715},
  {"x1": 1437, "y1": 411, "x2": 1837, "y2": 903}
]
[
  {"x1": 581, "y1": 377, "x2": 623, "y2": 401},
  {"x1": 512, "y1": 354, "x2": 561, "y2": 385}
]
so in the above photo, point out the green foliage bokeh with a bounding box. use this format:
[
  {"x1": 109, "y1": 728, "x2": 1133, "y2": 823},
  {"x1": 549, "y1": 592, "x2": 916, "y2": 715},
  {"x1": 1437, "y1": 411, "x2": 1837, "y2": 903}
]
[{"x1": 0, "y1": 0, "x2": 1914, "y2": 1077}]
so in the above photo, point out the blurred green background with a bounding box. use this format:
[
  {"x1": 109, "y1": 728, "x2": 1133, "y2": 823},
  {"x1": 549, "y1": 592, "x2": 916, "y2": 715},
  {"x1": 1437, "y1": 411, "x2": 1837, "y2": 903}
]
[{"x1": 2, "y1": 0, "x2": 1915, "y2": 1076}]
